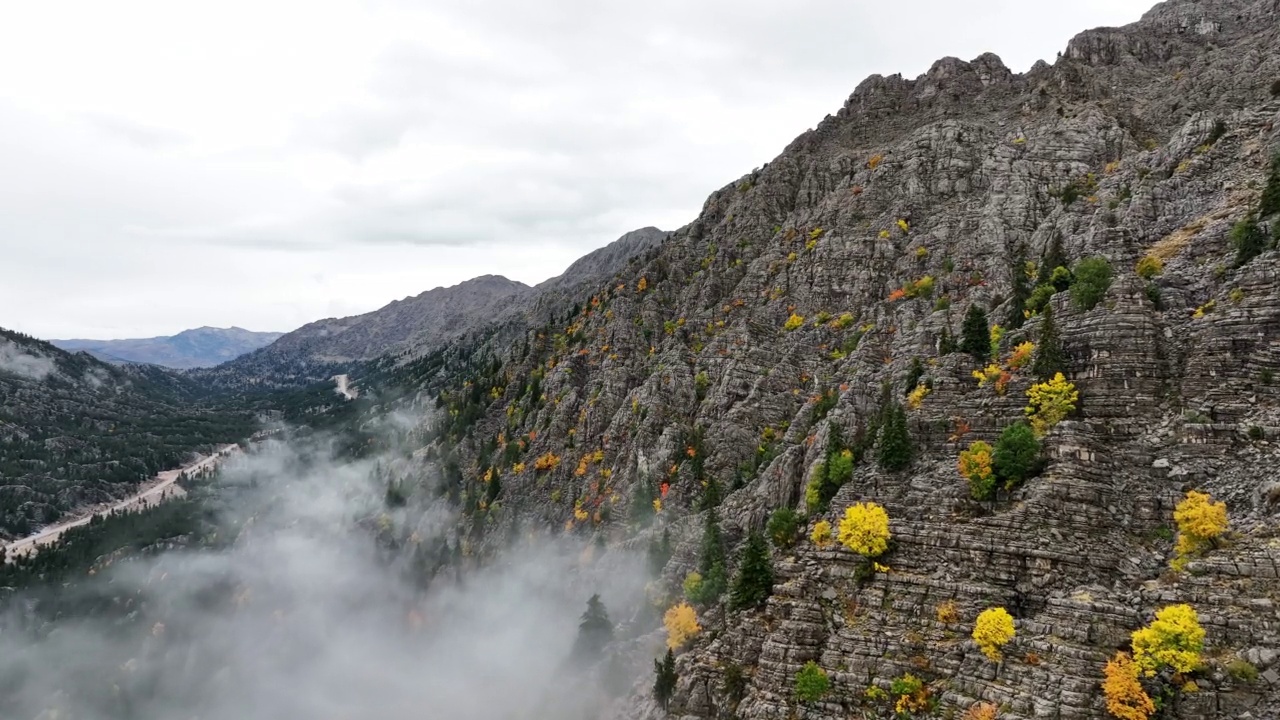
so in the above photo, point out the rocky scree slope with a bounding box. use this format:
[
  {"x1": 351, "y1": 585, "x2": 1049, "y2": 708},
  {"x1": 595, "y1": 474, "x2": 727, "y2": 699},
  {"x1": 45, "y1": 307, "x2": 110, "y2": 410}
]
[
  {"x1": 389, "y1": 0, "x2": 1280, "y2": 717},
  {"x1": 52, "y1": 326, "x2": 284, "y2": 369}
]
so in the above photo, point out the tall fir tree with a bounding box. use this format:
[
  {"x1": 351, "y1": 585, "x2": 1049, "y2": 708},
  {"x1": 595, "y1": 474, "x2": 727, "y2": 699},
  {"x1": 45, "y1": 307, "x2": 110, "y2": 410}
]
[
  {"x1": 648, "y1": 528, "x2": 673, "y2": 577},
  {"x1": 653, "y1": 648, "x2": 677, "y2": 711},
  {"x1": 1032, "y1": 303, "x2": 1066, "y2": 381},
  {"x1": 730, "y1": 531, "x2": 775, "y2": 611},
  {"x1": 1038, "y1": 233, "x2": 1069, "y2": 286},
  {"x1": 1006, "y1": 248, "x2": 1030, "y2": 329},
  {"x1": 571, "y1": 593, "x2": 614, "y2": 663},
  {"x1": 960, "y1": 303, "x2": 991, "y2": 364},
  {"x1": 877, "y1": 401, "x2": 913, "y2": 471},
  {"x1": 697, "y1": 507, "x2": 727, "y2": 602}
]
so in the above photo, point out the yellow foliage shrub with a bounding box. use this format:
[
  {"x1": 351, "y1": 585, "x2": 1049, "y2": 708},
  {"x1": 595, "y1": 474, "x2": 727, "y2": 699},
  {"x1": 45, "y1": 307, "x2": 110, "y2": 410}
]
[
  {"x1": 1025, "y1": 373, "x2": 1078, "y2": 436},
  {"x1": 1102, "y1": 652, "x2": 1155, "y2": 720},
  {"x1": 837, "y1": 502, "x2": 891, "y2": 557},
  {"x1": 664, "y1": 602, "x2": 701, "y2": 649},
  {"x1": 906, "y1": 384, "x2": 931, "y2": 410},
  {"x1": 973, "y1": 607, "x2": 1016, "y2": 661},
  {"x1": 1131, "y1": 604, "x2": 1204, "y2": 675},
  {"x1": 534, "y1": 452, "x2": 561, "y2": 472},
  {"x1": 784, "y1": 314, "x2": 805, "y2": 331},
  {"x1": 867, "y1": 153, "x2": 884, "y2": 170},
  {"x1": 810, "y1": 520, "x2": 834, "y2": 548},
  {"x1": 1006, "y1": 341, "x2": 1035, "y2": 370},
  {"x1": 1135, "y1": 255, "x2": 1163, "y2": 279}
]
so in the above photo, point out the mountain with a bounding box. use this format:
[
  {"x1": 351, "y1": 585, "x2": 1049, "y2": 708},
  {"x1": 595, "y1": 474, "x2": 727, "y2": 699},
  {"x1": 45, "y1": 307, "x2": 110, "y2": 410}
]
[
  {"x1": 332, "y1": 0, "x2": 1280, "y2": 717},
  {"x1": 199, "y1": 227, "x2": 667, "y2": 389},
  {"x1": 7, "y1": 1, "x2": 1280, "y2": 718},
  {"x1": 0, "y1": 327, "x2": 254, "y2": 538},
  {"x1": 51, "y1": 326, "x2": 284, "y2": 369}
]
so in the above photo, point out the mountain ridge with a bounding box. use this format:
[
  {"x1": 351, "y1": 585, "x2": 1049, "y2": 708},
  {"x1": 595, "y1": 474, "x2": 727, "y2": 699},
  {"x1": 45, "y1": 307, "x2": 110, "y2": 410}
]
[{"x1": 52, "y1": 326, "x2": 284, "y2": 369}]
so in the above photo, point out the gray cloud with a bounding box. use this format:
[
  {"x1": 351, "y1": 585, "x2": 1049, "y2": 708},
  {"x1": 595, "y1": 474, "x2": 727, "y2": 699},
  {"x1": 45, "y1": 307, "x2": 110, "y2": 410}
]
[{"x1": 0, "y1": 0, "x2": 1155, "y2": 338}]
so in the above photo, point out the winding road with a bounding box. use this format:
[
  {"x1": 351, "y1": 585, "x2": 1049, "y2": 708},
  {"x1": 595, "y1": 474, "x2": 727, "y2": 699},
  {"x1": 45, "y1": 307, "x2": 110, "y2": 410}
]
[{"x1": 3, "y1": 443, "x2": 241, "y2": 562}]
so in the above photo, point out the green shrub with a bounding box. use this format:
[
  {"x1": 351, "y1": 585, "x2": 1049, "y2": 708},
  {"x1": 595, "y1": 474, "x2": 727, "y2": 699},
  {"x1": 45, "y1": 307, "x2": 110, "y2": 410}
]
[
  {"x1": 1071, "y1": 257, "x2": 1113, "y2": 310},
  {"x1": 794, "y1": 661, "x2": 830, "y2": 702},
  {"x1": 994, "y1": 421, "x2": 1041, "y2": 490},
  {"x1": 1259, "y1": 154, "x2": 1280, "y2": 218},
  {"x1": 1027, "y1": 283, "x2": 1056, "y2": 314},
  {"x1": 1232, "y1": 215, "x2": 1267, "y2": 268},
  {"x1": 1226, "y1": 658, "x2": 1259, "y2": 683},
  {"x1": 767, "y1": 506, "x2": 802, "y2": 548}
]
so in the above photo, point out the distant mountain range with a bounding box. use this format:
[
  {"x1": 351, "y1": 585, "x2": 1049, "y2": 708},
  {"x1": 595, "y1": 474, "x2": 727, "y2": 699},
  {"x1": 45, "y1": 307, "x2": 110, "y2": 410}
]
[
  {"x1": 196, "y1": 226, "x2": 667, "y2": 388},
  {"x1": 52, "y1": 327, "x2": 284, "y2": 369}
]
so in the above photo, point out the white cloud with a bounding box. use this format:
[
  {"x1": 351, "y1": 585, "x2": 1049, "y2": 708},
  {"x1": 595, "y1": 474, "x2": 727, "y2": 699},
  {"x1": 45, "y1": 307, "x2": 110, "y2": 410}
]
[{"x1": 0, "y1": 0, "x2": 1155, "y2": 339}]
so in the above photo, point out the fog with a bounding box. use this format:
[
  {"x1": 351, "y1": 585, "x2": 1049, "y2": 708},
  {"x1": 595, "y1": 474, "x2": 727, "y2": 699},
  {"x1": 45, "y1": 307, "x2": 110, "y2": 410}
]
[
  {"x1": 0, "y1": 339, "x2": 56, "y2": 381},
  {"x1": 0, "y1": 430, "x2": 658, "y2": 720}
]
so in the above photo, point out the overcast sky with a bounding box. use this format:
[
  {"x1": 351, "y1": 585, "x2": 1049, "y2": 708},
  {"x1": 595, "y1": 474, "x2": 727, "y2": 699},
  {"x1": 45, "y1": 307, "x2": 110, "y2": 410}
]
[{"x1": 0, "y1": 0, "x2": 1155, "y2": 340}]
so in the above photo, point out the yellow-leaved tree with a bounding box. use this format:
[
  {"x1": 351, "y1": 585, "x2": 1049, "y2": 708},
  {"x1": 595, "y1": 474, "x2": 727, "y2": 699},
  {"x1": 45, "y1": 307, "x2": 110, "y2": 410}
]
[
  {"x1": 1025, "y1": 372, "x2": 1078, "y2": 436},
  {"x1": 1102, "y1": 652, "x2": 1155, "y2": 720},
  {"x1": 664, "y1": 602, "x2": 701, "y2": 649},
  {"x1": 958, "y1": 440, "x2": 995, "y2": 500},
  {"x1": 838, "y1": 502, "x2": 891, "y2": 557},
  {"x1": 1171, "y1": 490, "x2": 1227, "y2": 570},
  {"x1": 1131, "y1": 604, "x2": 1204, "y2": 675},
  {"x1": 972, "y1": 607, "x2": 1016, "y2": 661}
]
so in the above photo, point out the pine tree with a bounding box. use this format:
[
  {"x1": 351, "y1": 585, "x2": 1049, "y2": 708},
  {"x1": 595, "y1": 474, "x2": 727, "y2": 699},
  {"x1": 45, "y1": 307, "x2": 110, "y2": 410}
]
[
  {"x1": 730, "y1": 531, "x2": 774, "y2": 610},
  {"x1": 653, "y1": 648, "x2": 677, "y2": 711},
  {"x1": 960, "y1": 304, "x2": 991, "y2": 364},
  {"x1": 937, "y1": 326, "x2": 956, "y2": 355},
  {"x1": 877, "y1": 401, "x2": 913, "y2": 471},
  {"x1": 1032, "y1": 304, "x2": 1065, "y2": 381},
  {"x1": 696, "y1": 508, "x2": 727, "y2": 602},
  {"x1": 571, "y1": 594, "x2": 614, "y2": 664},
  {"x1": 1038, "y1": 233, "x2": 1069, "y2": 287},
  {"x1": 1006, "y1": 248, "x2": 1030, "y2": 329}
]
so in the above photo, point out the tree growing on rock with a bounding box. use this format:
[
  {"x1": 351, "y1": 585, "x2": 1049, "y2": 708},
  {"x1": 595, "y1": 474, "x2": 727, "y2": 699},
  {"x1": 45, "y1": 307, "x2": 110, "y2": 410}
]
[
  {"x1": 958, "y1": 440, "x2": 995, "y2": 501},
  {"x1": 1171, "y1": 490, "x2": 1228, "y2": 570},
  {"x1": 794, "y1": 661, "x2": 830, "y2": 703},
  {"x1": 1102, "y1": 652, "x2": 1155, "y2": 720},
  {"x1": 653, "y1": 648, "x2": 677, "y2": 711},
  {"x1": 993, "y1": 421, "x2": 1041, "y2": 491},
  {"x1": 838, "y1": 502, "x2": 891, "y2": 557},
  {"x1": 1131, "y1": 604, "x2": 1205, "y2": 675},
  {"x1": 571, "y1": 594, "x2": 614, "y2": 663},
  {"x1": 972, "y1": 607, "x2": 1016, "y2": 661},
  {"x1": 961, "y1": 304, "x2": 991, "y2": 363},
  {"x1": 877, "y1": 401, "x2": 913, "y2": 471},
  {"x1": 1025, "y1": 373, "x2": 1078, "y2": 436},
  {"x1": 1032, "y1": 304, "x2": 1065, "y2": 380},
  {"x1": 729, "y1": 531, "x2": 774, "y2": 611},
  {"x1": 663, "y1": 602, "x2": 701, "y2": 649},
  {"x1": 767, "y1": 506, "x2": 801, "y2": 548},
  {"x1": 1070, "y1": 256, "x2": 1114, "y2": 310}
]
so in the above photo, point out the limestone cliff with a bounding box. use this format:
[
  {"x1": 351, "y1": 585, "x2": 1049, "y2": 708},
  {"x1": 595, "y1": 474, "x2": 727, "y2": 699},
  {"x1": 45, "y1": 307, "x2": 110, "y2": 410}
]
[{"x1": 375, "y1": 1, "x2": 1280, "y2": 717}]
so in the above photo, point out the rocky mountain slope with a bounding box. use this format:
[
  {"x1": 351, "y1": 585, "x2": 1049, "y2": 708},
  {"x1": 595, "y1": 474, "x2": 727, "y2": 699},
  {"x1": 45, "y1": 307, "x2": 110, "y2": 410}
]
[
  {"x1": 340, "y1": 1, "x2": 1280, "y2": 718},
  {"x1": 52, "y1": 326, "x2": 284, "y2": 369},
  {"x1": 0, "y1": 328, "x2": 253, "y2": 540},
  {"x1": 197, "y1": 227, "x2": 666, "y2": 390}
]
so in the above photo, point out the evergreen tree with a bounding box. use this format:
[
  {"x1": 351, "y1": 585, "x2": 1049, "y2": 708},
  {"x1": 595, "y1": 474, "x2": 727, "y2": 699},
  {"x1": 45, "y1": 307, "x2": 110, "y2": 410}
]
[
  {"x1": 937, "y1": 326, "x2": 956, "y2": 356},
  {"x1": 730, "y1": 531, "x2": 774, "y2": 611},
  {"x1": 1007, "y1": 248, "x2": 1030, "y2": 329},
  {"x1": 571, "y1": 593, "x2": 614, "y2": 663},
  {"x1": 960, "y1": 304, "x2": 991, "y2": 364},
  {"x1": 1037, "y1": 233, "x2": 1069, "y2": 287},
  {"x1": 695, "y1": 508, "x2": 727, "y2": 603},
  {"x1": 1032, "y1": 304, "x2": 1066, "y2": 381},
  {"x1": 653, "y1": 648, "x2": 677, "y2": 711},
  {"x1": 484, "y1": 472, "x2": 501, "y2": 505},
  {"x1": 630, "y1": 474, "x2": 656, "y2": 527},
  {"x1": 877, "y1": 401, "x2": 913, "y2": 471},
  {"x1": 903, "y1": 358, "x2": 924, "y2": 395}
]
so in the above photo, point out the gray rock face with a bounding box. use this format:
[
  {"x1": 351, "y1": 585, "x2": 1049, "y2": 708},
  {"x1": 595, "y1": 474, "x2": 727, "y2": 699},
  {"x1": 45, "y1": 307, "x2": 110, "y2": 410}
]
[
  {"x1": 51, "y1": 326, "x2": 283, "y2": 369},
  {"x1": 388, "y1": 1, "x2": 1280, "y2": 718}
]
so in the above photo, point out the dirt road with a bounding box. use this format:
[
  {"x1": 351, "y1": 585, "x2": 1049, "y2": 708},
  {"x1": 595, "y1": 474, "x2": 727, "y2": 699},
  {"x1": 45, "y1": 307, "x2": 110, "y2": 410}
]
[{"x1": 3, "y1": 443, "x2": 241, "y2": 562}]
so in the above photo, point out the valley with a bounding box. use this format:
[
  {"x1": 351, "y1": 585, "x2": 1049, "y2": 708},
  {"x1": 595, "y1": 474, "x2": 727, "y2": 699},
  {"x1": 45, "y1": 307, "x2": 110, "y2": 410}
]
[{"x1": 2, "y1": 1, "x2": 1280, "y2": 719}]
